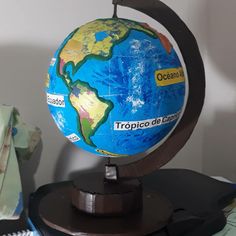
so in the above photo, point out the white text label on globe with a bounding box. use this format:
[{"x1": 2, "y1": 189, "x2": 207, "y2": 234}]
[
  {"x1": 66, "y1": 133, "x2": 81, "y2": 143},
  {"x1": 114, "y1": 111, "x2": 181, "y2": 131},
  {"x1": 47, "y1": 93, "x2": 65, "y2": 108}
]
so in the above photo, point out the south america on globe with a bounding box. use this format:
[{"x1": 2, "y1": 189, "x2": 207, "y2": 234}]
[{"x1": 45, "y1": 18, "x2": 187, "y2": 157}]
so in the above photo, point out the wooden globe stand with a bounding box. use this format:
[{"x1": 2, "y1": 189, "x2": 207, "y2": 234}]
[
  {"x1": 36, "y1": 0, "x2": 205, "y2": 235},
  {"x1": 39, "y1": 171, "x2": 173, "y2": 235}
]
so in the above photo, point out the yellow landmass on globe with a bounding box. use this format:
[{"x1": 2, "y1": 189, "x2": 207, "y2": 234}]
[
  {"x1": 69, "y1": 82, "x2": 113, "y2": 146},
  {"x1": 96, "y1": 149, "x2": 128, "y2": 157},
  {"x1": 45, "y1": 74, "x2": 50, "y2": 88},
  {"x1": 59, "y1": 19, "x2": 155, "y2": 69},
  {"x1": 70, "y1": 91, "x2": 109, "y2": 130}
]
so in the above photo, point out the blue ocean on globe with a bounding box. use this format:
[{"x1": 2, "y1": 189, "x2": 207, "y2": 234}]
[{"x1": 45, "y1": 18, "x2": 187, "y2": 157}]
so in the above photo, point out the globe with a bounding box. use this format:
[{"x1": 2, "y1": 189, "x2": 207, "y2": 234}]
[{"x1": 45, "y1": 18, "x2": 187, "y2": 157}]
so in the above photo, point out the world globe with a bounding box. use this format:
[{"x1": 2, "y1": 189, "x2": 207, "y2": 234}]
[{"x1": 45, "y1": 18, "x2": 187, "y2": 157}]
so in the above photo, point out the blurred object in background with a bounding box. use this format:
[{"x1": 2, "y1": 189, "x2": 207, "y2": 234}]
[{"x1": 0, "y1": 105, "x2": 41, "y2": 221}]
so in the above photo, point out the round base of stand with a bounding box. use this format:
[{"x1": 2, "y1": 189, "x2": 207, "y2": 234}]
[{"x1": 39, "y1": 173, "x2": 173, "y2": 236}]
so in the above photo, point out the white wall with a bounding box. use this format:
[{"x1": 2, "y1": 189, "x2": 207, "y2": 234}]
[
  {"x1": 0, "y1": 0, "x2": 234, "y2": 192},
  {"x1": 202, "y1": 0, "x2": 236, "y2": 181}
]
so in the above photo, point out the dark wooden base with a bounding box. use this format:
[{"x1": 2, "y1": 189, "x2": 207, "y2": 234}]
[
  {"x1": 39, "y1": 182, "x2": 173, "y2": 236},
  {"x1": 30, "y1": 170, "x2": 236, "y2": 236},
  {"x1": 71, "y1": 173, "x2": 142, "y2": 216}
]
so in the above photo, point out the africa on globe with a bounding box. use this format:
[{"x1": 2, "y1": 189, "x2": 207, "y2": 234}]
[{"x1": 45, "y1": 18, "x2": 187, "y2": 157}]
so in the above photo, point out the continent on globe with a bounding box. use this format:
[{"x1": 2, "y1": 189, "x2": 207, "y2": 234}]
[
  {"x1": 96, "y1": 149, "x2": 128, "y2": 157},
  {"x1": 70, "y1": 81, "x2": 113, "y2": 147},
  {"x1": 46, "y1": 18, "x2": 187, "y2": 157},
  {"x1": 58, "y1": 19, "x2": 156, "y2": 80}
]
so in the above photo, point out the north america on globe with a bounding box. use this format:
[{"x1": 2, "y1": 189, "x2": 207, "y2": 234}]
[{"x1": 46, "y1": 18, "x2": 187, "y2": 157}]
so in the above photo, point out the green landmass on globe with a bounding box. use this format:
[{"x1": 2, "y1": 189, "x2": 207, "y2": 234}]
[{"x1": 70, "y1": 80, "x2": 113, "y2": 147}]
